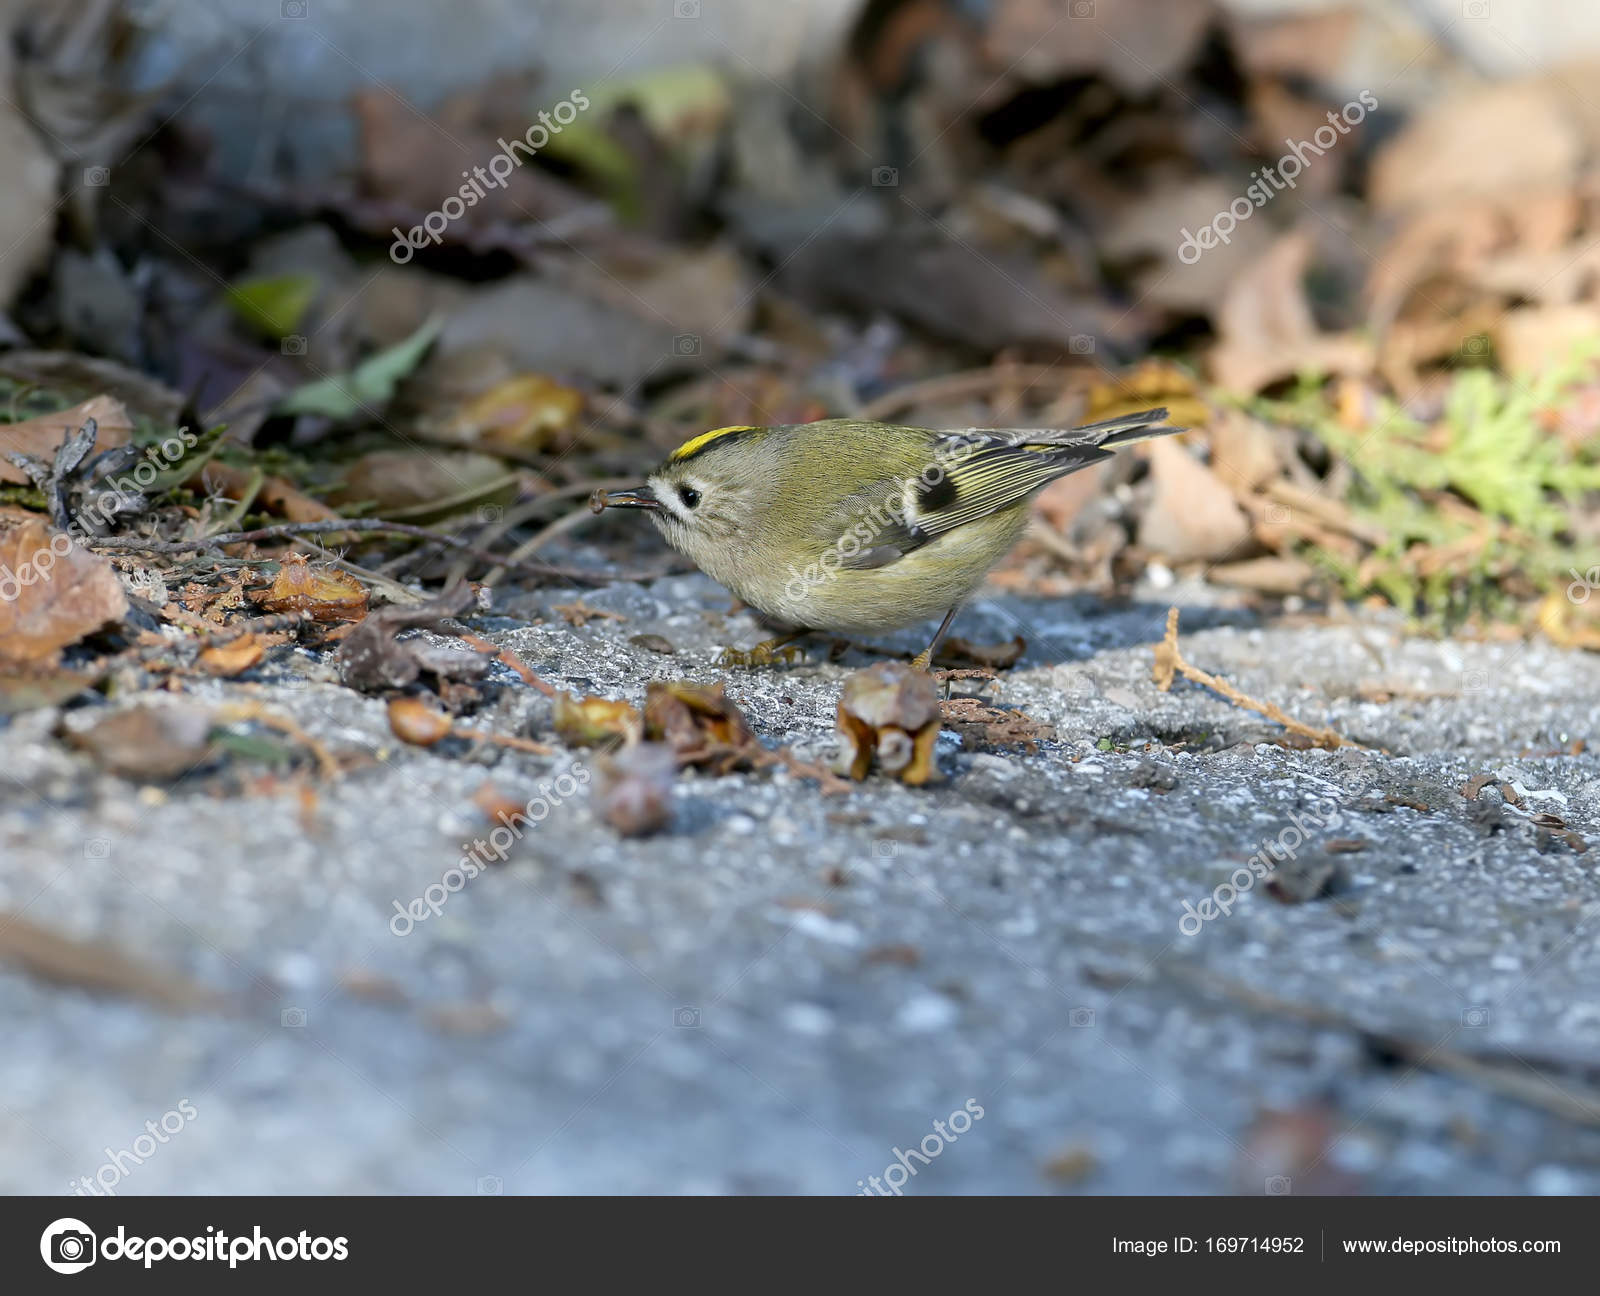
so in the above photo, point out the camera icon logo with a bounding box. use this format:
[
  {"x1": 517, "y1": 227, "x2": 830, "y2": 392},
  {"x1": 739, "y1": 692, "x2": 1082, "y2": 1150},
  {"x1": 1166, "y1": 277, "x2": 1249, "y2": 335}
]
[
  {"x1": 281, "y1": 0, "x2": 310, "y2": 17},
  {"x1": 1069, "y1": 0, "x2": 1096, "y2": 16},
  {"x1": 1265, "y1": 1175, "x2": 1291, "y2": 1195},
  {"x1": 1461, "y1": 1005, "x2": 1491, "y2": 1028},
  {"x1": 1461, "y1": 669, "x2": 1488, "y2": 693},
  {"x1": 84, "y1": 837, "x2": 111, "y2": 859},
  {"x1": 281, "y1": 335, "x2": 308, "y2": 356},
  {"x1": 1068, "y1": 335, "x2": 1095, "y2": 355},
  {"x1": 872, "y1": 839, "x2": 897, "y2": 858},
  {"x1": 674, "y1": 1006, "x2": 701, "y2": 1028},
  {"x1": 673, "y1": 333, "x2": 701, "y2": 357},
  {"x1": 476, "y1": 1174, "x2": 503, "y2": 1194},
  {"x1": 1459, "y1": 334, "x2": 1490, "y2": 357},
  {"x1": 476, "y1": 504, "x2": 504, "y2": 525},
  {"x1": 871, "y1": 166, "x2": 899, "y2": 187},
  {"x1": 674, "y1": 0, "x2": 701, "y2": 17},
  {"x1": 41, "y1": 1218, "x2": 97, "y2": 1274},
  {"x1": 83, "y1": 166, "x2": 110, "y2": 188},
  {"x1": 1463, "y1": 0, "x2": 1489, "y2": 19},
  {"x1": 281, "y1": 1007, "x2": 307, "y2": 1028},
  {"x1": 1069, "y1": 1007, "x2": 1095, "y2": 1027},
  {"x1": 1264, "y1": 503, "x2": 1292, "y2": 525}
]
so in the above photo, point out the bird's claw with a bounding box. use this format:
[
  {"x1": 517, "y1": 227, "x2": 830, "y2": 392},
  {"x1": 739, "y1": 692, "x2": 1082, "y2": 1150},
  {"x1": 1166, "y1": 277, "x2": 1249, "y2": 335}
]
[{"x1": 717, "y1": 641, "x2": 803, "y2": 669}]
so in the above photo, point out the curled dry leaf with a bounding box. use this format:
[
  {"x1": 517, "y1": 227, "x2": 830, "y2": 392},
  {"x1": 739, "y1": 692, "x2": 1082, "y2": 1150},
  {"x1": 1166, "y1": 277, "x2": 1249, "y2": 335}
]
[
  {"x1": 387, "y1": 695, "x2": 455, "y2": 746},
  {"x1": 338, "y1": 582, "x2": 483, "y2": 692},
  {"x1": 65, "y1": 704, "x2": 215, "y2": 781},
  {"x1": 256, "y1": 554, "x2": 369, "y2": 622},
  {"x1": 644, "y1": 680, "x2": 758, "y2": 770},
  {"x1": 833, "y1": 662, "x2": 941, "y2": 784},
  {"x1": 552, "y1": 691, "x2": 642, "y2": 746},
  {"x1": 593, "y1": 742, "x2": 677, "y2": 837},
  {"x1": 0, "y1": 394, "x2": 132, "y2": 485},
  {"x1": 0, "y1": 519, "x2": 128, "y2": 666}
]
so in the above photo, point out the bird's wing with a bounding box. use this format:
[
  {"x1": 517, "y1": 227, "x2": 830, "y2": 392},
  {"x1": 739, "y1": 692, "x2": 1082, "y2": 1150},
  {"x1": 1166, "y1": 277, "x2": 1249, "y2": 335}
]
[{"x1": 830, "y1": 408, "x2": 1178, "y2": 568}]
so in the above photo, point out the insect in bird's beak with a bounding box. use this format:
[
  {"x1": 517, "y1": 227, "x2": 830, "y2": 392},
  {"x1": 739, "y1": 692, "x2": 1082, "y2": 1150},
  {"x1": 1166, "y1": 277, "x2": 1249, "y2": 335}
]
[{"x1": 591, "y1": 486, "x2": 660, "y2": 513}]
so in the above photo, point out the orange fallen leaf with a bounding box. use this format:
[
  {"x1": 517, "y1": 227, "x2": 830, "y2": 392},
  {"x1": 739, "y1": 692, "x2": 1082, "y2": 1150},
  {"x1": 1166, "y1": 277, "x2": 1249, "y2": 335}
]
[
  {"x1": 256, "y1": 554, "x2": 368, "y2": 622},
  {"x1": 387, "y1": 695, "x2": 455, "y2": 746},
  {"x1": 198, "y1": 633, "x2": 265, "y2": 677}
]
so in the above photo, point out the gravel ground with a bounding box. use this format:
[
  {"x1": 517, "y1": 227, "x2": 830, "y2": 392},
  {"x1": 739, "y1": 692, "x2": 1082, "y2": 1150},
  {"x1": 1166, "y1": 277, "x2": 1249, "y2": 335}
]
[{"x1": 4, "y1": 572, "x2": 1600, "y2": 1196}]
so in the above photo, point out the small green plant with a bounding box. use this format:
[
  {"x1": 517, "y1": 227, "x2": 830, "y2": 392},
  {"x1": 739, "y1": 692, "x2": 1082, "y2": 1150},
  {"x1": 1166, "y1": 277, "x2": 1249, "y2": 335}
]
[{"x1": 1254, "y1": 351, "x2": 1600, "y2": 627}]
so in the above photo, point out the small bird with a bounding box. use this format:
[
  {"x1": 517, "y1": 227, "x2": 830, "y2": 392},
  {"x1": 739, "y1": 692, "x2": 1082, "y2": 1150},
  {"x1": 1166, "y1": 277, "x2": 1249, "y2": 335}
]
[{"x1": 597, "y1": 408, "x2": 1181, "y2": 667}]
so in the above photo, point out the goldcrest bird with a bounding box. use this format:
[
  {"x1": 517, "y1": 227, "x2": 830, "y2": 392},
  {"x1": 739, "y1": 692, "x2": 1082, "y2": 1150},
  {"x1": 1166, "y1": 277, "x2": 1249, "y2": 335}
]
[{"x1": 597, "y1": 408, "x2": 1180, "y2": 667}]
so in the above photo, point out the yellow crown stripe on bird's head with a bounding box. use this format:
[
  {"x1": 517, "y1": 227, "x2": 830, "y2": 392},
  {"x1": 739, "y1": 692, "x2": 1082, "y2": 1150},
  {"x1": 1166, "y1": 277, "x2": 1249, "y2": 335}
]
[{"x1": 668, "y1": 425, "x2": 756, "y2": 463}]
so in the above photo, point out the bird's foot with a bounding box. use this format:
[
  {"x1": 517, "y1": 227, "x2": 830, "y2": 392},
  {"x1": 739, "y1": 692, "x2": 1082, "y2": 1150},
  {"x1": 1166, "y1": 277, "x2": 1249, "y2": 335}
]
[{"x1": 717, "y1": 637, "x2": 805, "y2": 669}]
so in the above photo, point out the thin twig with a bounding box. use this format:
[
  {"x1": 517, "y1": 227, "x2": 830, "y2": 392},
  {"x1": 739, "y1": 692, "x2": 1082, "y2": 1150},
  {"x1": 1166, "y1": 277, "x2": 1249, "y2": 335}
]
[
  {"x1": 454, "y1": 630, "x2": 558, "y2": 697},
  {"x1": 83, "y1": 519, "x2": 618, "y2": 585},
  {"x1": 1152, "y1": 607, "x2": 1357, "y2": 750}
]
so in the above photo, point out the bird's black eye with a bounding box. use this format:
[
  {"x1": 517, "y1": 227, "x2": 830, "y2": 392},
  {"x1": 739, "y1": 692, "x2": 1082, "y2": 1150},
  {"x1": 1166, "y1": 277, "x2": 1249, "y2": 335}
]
[{"x1": 677, "y1": 485, "x2": 701, "y2": 508}]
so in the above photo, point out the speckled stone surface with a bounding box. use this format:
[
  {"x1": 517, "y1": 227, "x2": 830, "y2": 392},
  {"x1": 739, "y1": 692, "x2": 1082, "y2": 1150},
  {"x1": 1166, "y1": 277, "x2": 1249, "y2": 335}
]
[{"x1": 4, "y1": 572, "x2": 1599, "y2": 1195}]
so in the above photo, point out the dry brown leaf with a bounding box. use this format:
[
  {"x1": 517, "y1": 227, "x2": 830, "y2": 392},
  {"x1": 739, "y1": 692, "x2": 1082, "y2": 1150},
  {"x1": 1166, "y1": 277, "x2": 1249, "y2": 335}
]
[
  {"x1": 1226, "y1": 6, "x2": 1358, "y2": 82},
  {"x1": 0, "y1": 911, "x2": 219, "y2": 1012},
  {"x1": 1370, "y1": 80, "x2": 1581, "y2": 216},
  {"x1": 985, "y1": 0, "x2": 1214, "y2": 94},
  {"x1": 644, "y1": 680, "x2": 759, "y2": 770},
  {"x1": 1208, "y1": 410, "x2": 1281, "y2": 493},
  {"x1": 0, "y1": 395, "x2": 132, "y2": 485},
  {"x1": 197, "y1": 462, "x2": 342, "y2": 524},
  {"x1": 1209, "y1": 232, "x2": 1374, "y2": 394},
  {"x1": 330, "y1": 449, "x2": 513, "y2": 520},
  {"x1": 1137, "y1": 439, "x2": 1252, "y2": 563},
  {"x1": 1208, "y1": 555, "x2": 1315, "y2": 596},
  {"x1": 1493, "y1": 304, "x2": 1600, "y2": 376},
  {"x1": 834, "y1": 663, "x2": 941, "y2": 784},
  {"x1": 1098, "y1": 179, "x2": 1275, "y2": 316},
  {"x1": 0, "y1": 520, "x2": 128, "y2": 665}
]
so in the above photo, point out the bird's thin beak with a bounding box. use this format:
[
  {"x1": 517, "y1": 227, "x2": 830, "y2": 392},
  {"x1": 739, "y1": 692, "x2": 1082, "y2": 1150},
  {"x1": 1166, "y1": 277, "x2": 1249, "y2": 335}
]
[{"x1": 592, "y1": 486, "x2": 660, "y2": 513}]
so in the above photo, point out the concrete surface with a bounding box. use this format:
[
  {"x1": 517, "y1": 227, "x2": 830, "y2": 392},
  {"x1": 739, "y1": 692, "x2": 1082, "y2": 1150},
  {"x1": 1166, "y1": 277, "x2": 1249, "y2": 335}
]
[{"x1": 4, "y1": 571, "x2": 1600, "y2": 1195}]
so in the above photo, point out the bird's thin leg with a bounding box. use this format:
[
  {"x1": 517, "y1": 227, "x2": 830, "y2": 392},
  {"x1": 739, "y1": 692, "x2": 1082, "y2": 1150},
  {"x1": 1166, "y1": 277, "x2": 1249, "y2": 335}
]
[
  {"x1": 910, "y1": 605, "x2": 960, "y2": 671},
  {"x1": 717, "y1": 629, "x2": 810, "y2": 669}
]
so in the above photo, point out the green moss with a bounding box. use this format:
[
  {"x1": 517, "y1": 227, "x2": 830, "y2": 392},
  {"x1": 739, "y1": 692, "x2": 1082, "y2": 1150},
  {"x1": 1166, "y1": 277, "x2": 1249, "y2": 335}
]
[{"x1": 1251, "y1": 350, "x2": 1600, "y2": 628}]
